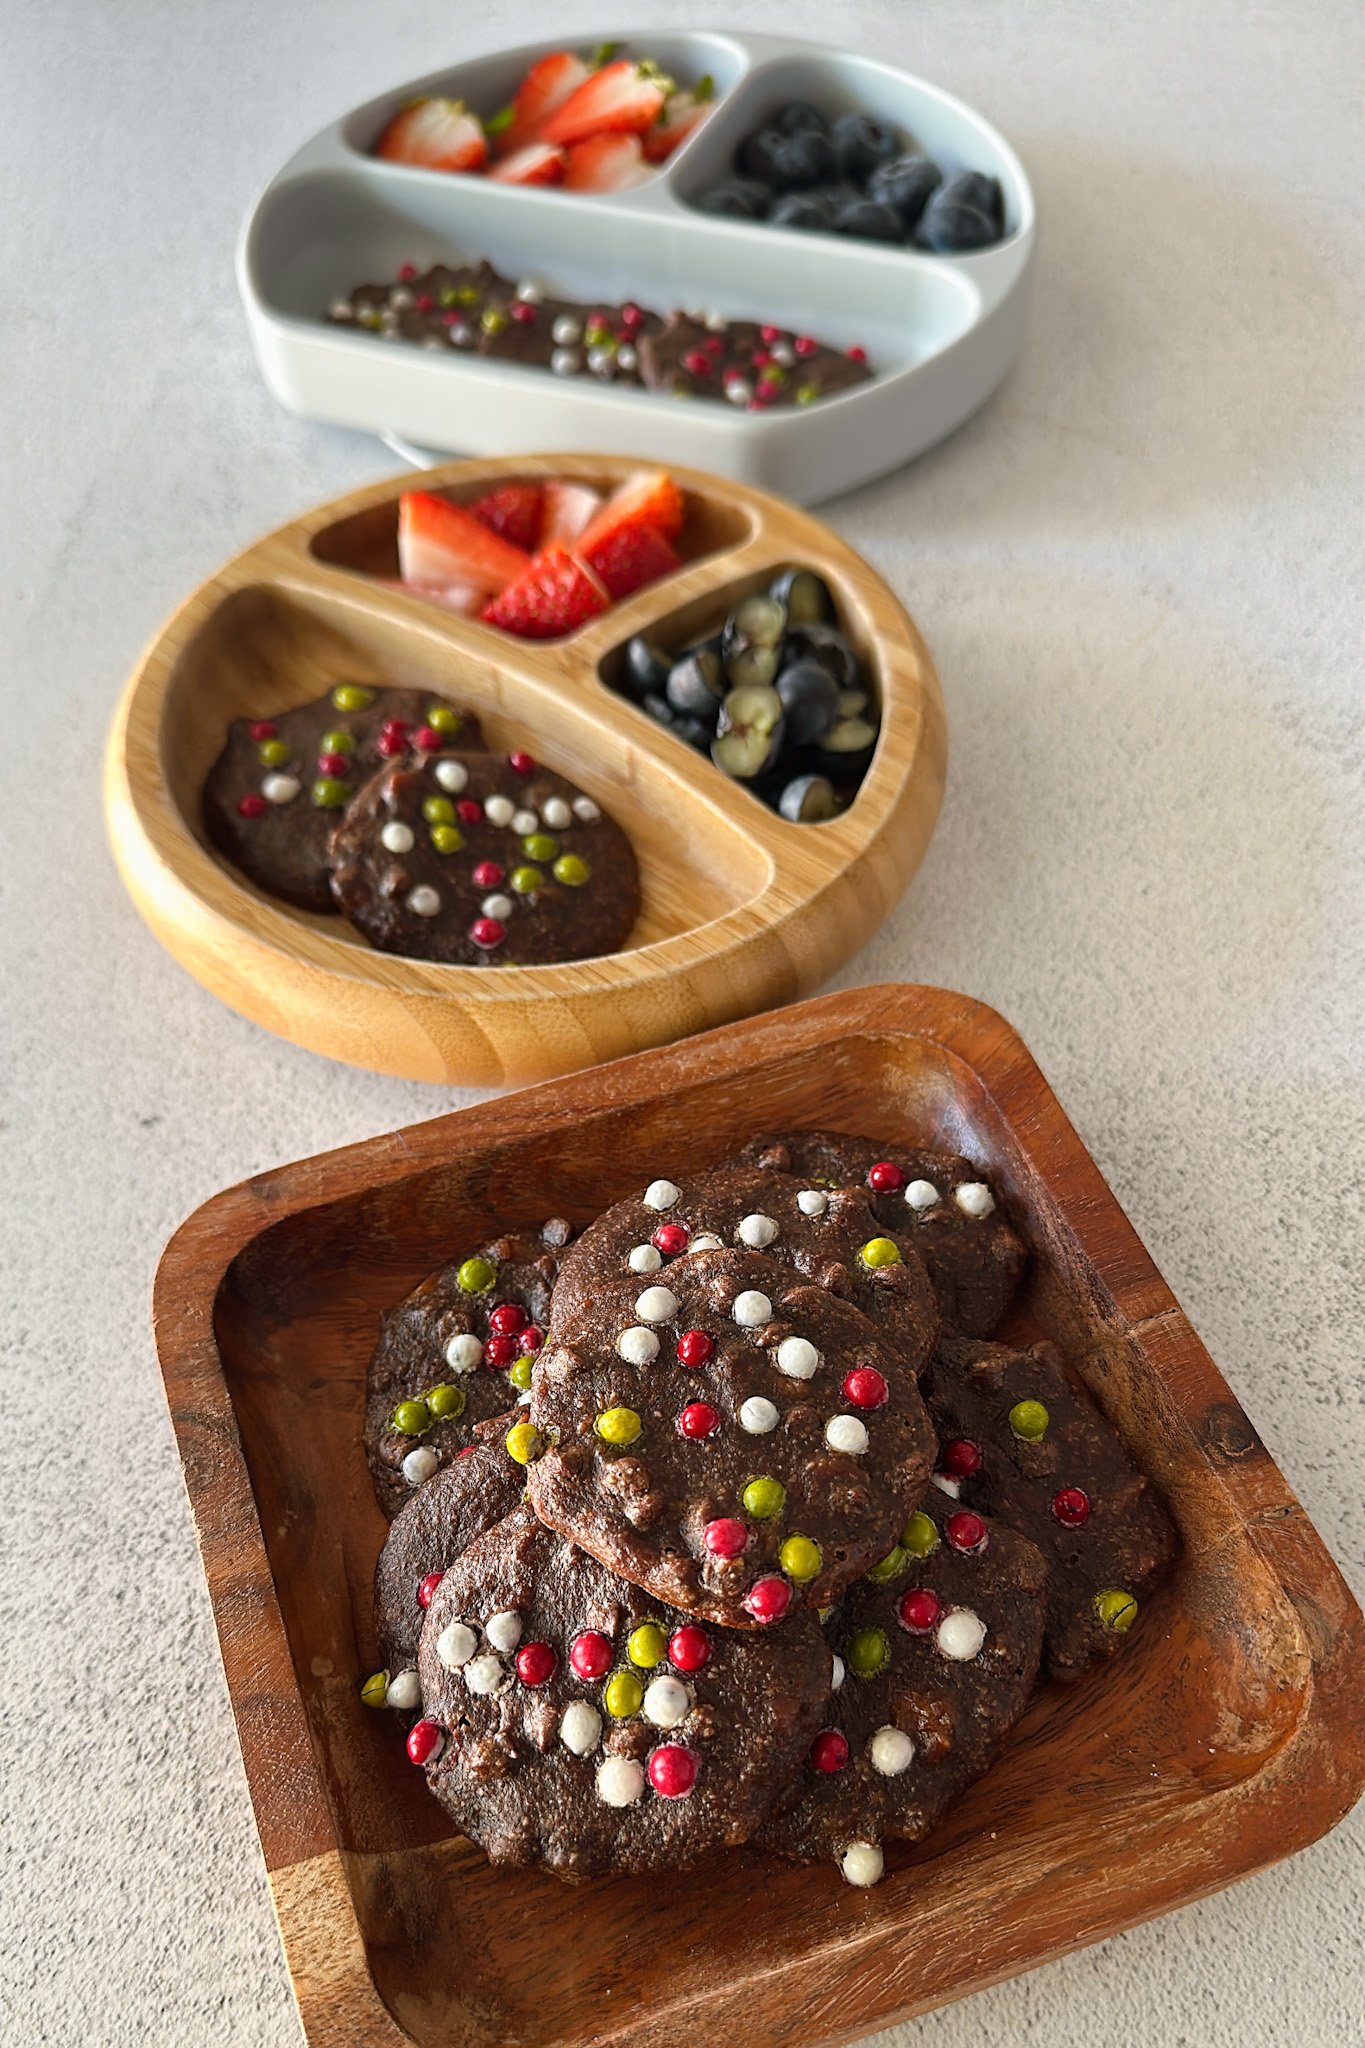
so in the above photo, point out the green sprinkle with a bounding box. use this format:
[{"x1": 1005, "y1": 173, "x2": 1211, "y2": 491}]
[
  {"x1": 392, "y1": 1398, "x2": 431, "y2": 1437},
  {"x1": 796, "y1": 382, "x2": 820, "y2": 406},
  {"x1": 257, "y1": 739, "x2": 289, "y2": 768},
  {"x1": 847, "y1": 1626, "x2": 890, "y2": 1678},
  {"x1": 360, "y1": 1670, "x2": 390, "y2": 1707},
  {"x1": 480, "y1": 306, "x2": 508, "y2": 336},
  {"x1": 425, "y1": 1383, "x2": 466, "y2": 1422},
  {"x1": 509, "y1": 865, "x2": 544, "y2": 895},
  {"x1": 552, "y1": 854, "x2": 590, "y2": 887},
  {"x1": 1009, "y1": 1399, "x2": 1050, "y2": 1442},
  {"x1": 522, "y1": 833, "x2": 558, "y2": 863},
  {"x1": 331, "y1": 684, "x2": 375, "y2": 712},
  {"x1": 310, "y1": 776, "x2": 350, "y2": 808},
  {"x1": 320, "y1": 727, "x2": 356, "y2": 755},
  {"x1": 457, "y1": 1256, "x2": 497, "y2": 1295},
  {"x1": 1094, "y1": 1589, "x2": 1139, "y2": 1633},
  {"x1": 742, "y1": 1476, "x2": 786, "y2": 1520},
  {"x1": 902, "y1": 1510, "x2": 940, "y2": 1558},
  {"x1": 508, "y1": 1355, "x2": 533, "y2": 1392},
  {"x1": 429, "y1": 824, "x2": 463, "y2": 854},
  {"x1": 422, "y1": 796, "x2": 456, "y2": 825},
  {"x1": 456, "y1": 284, "x2": 480, "y2": 305},
  {"x1": 424, "y1": 705, "x2": 461, "y2": 733},
  {"x1": 864, "y1": 1546, "x2": 907, "y2": 1585},
  {"x1": 438, "y1": 286, "x2": 461, "y2": 308}
]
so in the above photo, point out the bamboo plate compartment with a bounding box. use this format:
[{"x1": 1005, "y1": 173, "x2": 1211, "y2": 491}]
[
  {"x1": 105, "y1": 456, "x2": 946, "y2": 1086},
  {"x1": 152, "y1": 984, "x2": 1365, "y2": 2048}
]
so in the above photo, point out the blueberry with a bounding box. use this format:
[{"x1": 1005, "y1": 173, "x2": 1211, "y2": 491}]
[
  {"x1": 916, "y1": 190, "x2": 1000, "y2": 253},
  {"x1": 713, "y1": 684, "x2": 785, "y2": 780},
  {"x1": 673, "y1": 716, "x2": 714, "y2": 752},
  {"x1": 665, "y1": 648, "x2": 725, "y2": 721},
  {"x1": 833, "y1": 197, "x2": 904, "y2": 244},
  {"x1": 866, "y1": 153, "x2": 941, "y2": 229},
  {"x1": 622, "y1": 634, "x2": 671, "y2": 702},
  {"x1": 943, "y1": 171, "x2": 1005, "y2": 230},
  {"x1": 769, "y1": 192, "x2": 831, "y2": 232},
  {"x1": 831, "y1": 111, "x2": 901, "y2": 183},
  {"x1": 786, "y1": 621, "x2": 860, "y2": 690},
  {"x1": 768, "y1": 567, "x2": 835, "y2": 625},
  {"x1": 803, "y1": 181, "x2": 859, "y2": 223},
  {"x1": 642, "y1": 693, "x2": 675, "y2": 728},
  {"x1": 770, "y1": 100, "x2": 829, "y2": 139},
  {"x1": 774, "y1": 128, "x2": 837, "y2": 188},
  {"x1": 698, "y1": 176, "x2": 772, "y2": 220},
  {"x1": 777, "y1": 772, "x2": 838, "y2": 823},
  {"x1": 735, "y1": 128, "x2": 790, "y2": 185},
  {"x1": 775, "y1": 657, "x2": 840, "y2": 745}
]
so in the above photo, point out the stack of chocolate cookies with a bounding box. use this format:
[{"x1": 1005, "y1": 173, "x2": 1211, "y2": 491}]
[{"x1": 359, "y1": 1132, "x2": 1179, "y2": 1885}]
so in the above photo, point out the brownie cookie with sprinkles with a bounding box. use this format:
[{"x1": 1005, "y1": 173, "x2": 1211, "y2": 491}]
[
  {"x1": 328, "y1": 749, "x2": 639, "y2": 964},
  {"x1": 922, "y1": 1332, "x2": 1180, "y2": 1681},
  {"x1": 364, "y1": 1220, "x2": 570, "y2": 1519},
  {"x1": 525, "y1": 1247, "x2": 936, "y2": 1628},
  {"x1": 735, "y1": 1130, "x2": 1027, "y2": 1338},
  {"x1": 202, "y1": 684, "x2": 483, "y2": 913},
  {"x1": 759, "y1": 1488, "x2": 1047, "y2": 1884},
  {"x1": 413, "y1": 1504, "x2": 833, "y2": 1875}
]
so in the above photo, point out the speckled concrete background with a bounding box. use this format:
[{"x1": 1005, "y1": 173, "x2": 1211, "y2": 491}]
[{"x1": 2, "y1": 1, "x2": 1362, "y2": 2042}]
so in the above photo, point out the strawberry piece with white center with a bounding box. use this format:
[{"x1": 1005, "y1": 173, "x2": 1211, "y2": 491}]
[
  {"x1": 562, "y1": 133, "x2": 651, "y2": 192},
  {"x1": 469, "y1": 483, "x2": 545, "y2": 552},
  {"x1": 578, "y1": 469, "x2": 686, "y2": 557},
  {"x1": 642, "y1": 84, "x2": 715, "y2": 164},
  {"x1": 480, "y1": 543, "x2": 610, "y2": 639},
  {"x1": 374, "y1": 98, "x2": 488, "y2": 174},
  {"x1": 540, "y1": 480, "x2": 603, "y2": 548},
  {"x1": 492, "y1": 50, "x2": 591, "y2": 156},
  {"x1": 486, "y1": 142, "x2": 567, "y2": 187},
  {"x1": 538, "y1": 59, "x2": 670, "y2": 148},
  {"x1": 398, "y1": 491, "x2": 531, "y2": 596},
  {"x1": 582, "y1": 523, "x2": 681, "y2": 601}
]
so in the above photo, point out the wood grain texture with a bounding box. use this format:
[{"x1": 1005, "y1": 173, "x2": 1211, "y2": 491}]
[
  {"x1": 151, "y1": 985, "x2": 1365, "y2": 2048},
  {"x1": 104, "y1": 456, "x2": 947, "y2": 1086}
]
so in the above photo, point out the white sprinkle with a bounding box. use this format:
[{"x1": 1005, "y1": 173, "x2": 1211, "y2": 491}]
[
  {"x1": 797, "y1": 1189, "x2": 828, "y2": 1217},
  {"x1": 635, "y1": 1285, "x2": 678, "y2": 1324},
  {"x1": 587, "y1": 345, "x2": 616, "y2": 376},
  {"x1": 550, "y1": 346, "x2": 583, "y2": 376},
  {"x1": 541, "y1": 796, "x2": 571, "y2": 829},
  {"x1": 628, "y1": 1243, "x2": 662, "y2": 1275},
  {"x1": 261, "y1": 772, "x2": 300, "y2": 805},
  {"x1": 776, "y1": 1336, "x2": 820, "y2": 1379},
  {"x1": 739, "y1": 1396, "x2": 779, "y2": 1434},
  {"x1": 689, "y1": 1233, "x2": 724, "y2": 1253},
  {"x1": 402, "y1": 1446, "x2": 439, "y2": 1487},
  {"x1": 328, "y1": 296, "x2": 353, "y2": 321},
  {"x1": 596, "y1": 1756, "x2": 645, "y2": 1807},
  {"x1": 406, "y1": 885, "x2": 441, "y2": 917},
  {"x1": 515, "y1": 280, "x2": 544, "y2": 304},
  {"x1": 733, "y1": 1289, "x2": 772, "y2": 1329},
  {"x1": 937, "y1": 1609, "x2": 987, "y2": 1662},
  {"x1": 436, "y1": 1622, "x2": 477, "y2": 1670},
  {"x1": 831, "y1": 1654, "x2": 846, "y2": 1691},
  {"x1": 551, "y1": 314, "x2": 582, "y2": 346},
  {"x1": 736, "y1": 1213, "x2": 779, "y2": 1249},
  {"x1": 433, "y1": 758, "x2": 469, "y2": 793},
  {"x1": 386, "y1": 1668, "x2": 421, "y2": 1711},
  {"x1": 381, "y1": 820, "x2": 415, "y2": 853},
  {"x1": 769, "y1": 341, "x2": 796, "y2": 367},
  {"x1": 954, "y1": 1182, "x2": 996, "y2": 1218},
  {"x1": 481, "y1": 893, "x2": 513, "y2": 919},
  {"x1": 825, "y1": 1414, "x2": 869, "y2": 1456},
  {"x1": 643, "y1": 1179, "x2": 681, "y2": 1211},
  {"x1": 389, "y1": 286, "x2": 414, "y2": 311},
  {"x1": 616, "y1": 343, "x2": 638, "y2": 372},
  {"x1": 464, "y1": 1654, "x2": 507, "y2": 1696},
  {"x1": 484, "y1": 794, "x2": 515, "y2": 826},
  {"x1": 841, "y1": 1841, "x2": 885, "y2": 1887},
  {"x1": 869, "y1": 1726, "x2": 915, "y2": 1776},
  {"x1": 904, "y1": 1179, "x2": 940, "y2": 1211},
  {"x1": 447, "y1": 321, "x2": 472, "y2": 346},
  {"x1": 380, "y1": 325, "x2": 401, "y2": 343},
  {"x1": 725, "y1": 377, "x2": 753, "y2": 406},
  {"x1": 931, "y1": 1472, "x2": 961, "y2": 1499},
  {"x1": 642, "y1": 1676, "x2": 690, "y2": 1728},
  {"x1": 704, "y1": 308, "x2": 729, "y2": 331},
  {"x1": 617, "y1": 1325, "x2": 660, "y2": 1365},
  {"x1": 484, "y1": 1611, "x2": 522, "y2": 1654},
  {"x1": 559, "y1": 1700, "x2": 601, "y2": 1756},
  {"x1": 445, "y1": 1333, "x2": 483, "y2": 1372},
  {"x1": 511, "y1": 808, "x2": 539, "y2": 835},
  {"x1": 572, "y1": 796, "x2": 601, "y2": 824}
]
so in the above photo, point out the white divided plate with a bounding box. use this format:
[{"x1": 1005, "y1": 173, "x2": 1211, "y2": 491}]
[{"x1": 238, "y1": 30, "x2": 1034, "y2": 504}]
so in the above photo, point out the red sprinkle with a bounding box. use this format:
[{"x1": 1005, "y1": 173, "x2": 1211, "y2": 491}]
[
  {"x1": 847, "y1": 345, "x2": 868, "y2": 363},
  {"x1": 246, "y1": 720, "x2": 277, "y2": 742},
  {"x1": 406, "y1": 1718, "x2": 443, "y2": 1765},
  {"x1": 867, "y1": 1160, "x2": 905, "y2": 1194},
  {"x1": 472, "y1": 860, "x2": 505, "y2": 889},
  {"x1": 755, "y1": 377, "x2": 782, "y2": 401},
  {"x1": 510, "y1": 300, "x2": 537, "y2": 324},
  {"x1": 651, "y1": 1222, "x2": 689, "y2": 1256},
  {"x1": 456, "y1": 799, "x2": 484, "y2": 824},
  {"x1": 441, "y1": 310, "x2": 465, "y2": 328},
  {"x1": 398, "y1": 262, "x2": 418, "y2": 282},
  {"x1": 742, "y1": 1576, "x2": 791, "y2": 1624},
  {"x1": 416, "y1": 293, "x2": 435, "y2": 313},
  {"x1": 676, "y1": 1329, "x2": 714, "y2": 1368},
  {"x1": 759, "y1": 324, "x2": 782, "y2": 343},
  {"x1": 945, "y1": 1510, "x2": 988, "y2": 1555},
  {"x1": 619, "y1": 302, "x2": 644, "y2": 329},
  {"x1": 236, "y1": 794, "x2": 268, "y2": 819},
  {"x1": 488, "y1": 1302, "x2": 526, "y2": 1335},
  {"x1": 519, "y1": 1325, "x2": 544, "y2": 1353},
  {"x1": 898, "y1": 1587, "x2": 942, "y2": 1634},
  {"x1": 941, "y1": 1438, "x2": 984, "y2": 1479},
  {"x1": 1051, "y1": 1486, "x2": 1092, "y2": 1527},
  {"x1": 752, "y1": 349, "x2": 774, "y2": 368},
  {"x1": 416, "y1": 1570, "x2": 444, "y2": 1609},
  {"x1": 470, "y1": 917, "x2": 506, "y2": 949},
  {"x1": 794, "y1": 335, "x2": 818, "y2": 357},
  {"x1": 702, "y1": 1517, "x2": 747, "y2": 1559},
  {"x1": 483, "y1": 1333, "x2": 520, "y2": 1369},
  {"x1": 508, "y1": 750, "x2": 536, "y2": 777},
  {"x1": 457, "y1": 1446, "x2": 476, "y2": 1458},
  {"x1": 382, "y1": 717, "x2": 410, "y2": 735},
  {"x1": 413, "y1": 725, "x2": 443, "y2": 752},
  {"x1": 316, "y1": 751, "x2": 348, "y2": 778},
  {"x1": 648, "y1": 1744, "x2": 699, "y2": 1798},
  {"x1": 667, "y1": 1625, "x2": 711, "y2": 1672},
  {"x1": 569, "y1": 1630, "x2": 613, "y2": 1680},
  {"x1": 842, "y1": 1366, "x2": 889, "y2": 1410},
  {"x1": 809, "y1": 1728, "x2": 849, "y2": 1773},
  {"x1": 677, "y1": 1401, "x2": 720, "y2": 1440},
  {"x1": 681, "y1": 347, "x2": 712, "y2": 377},
  {"x1": 376, "y1": 731, "x2": 406, "y2": 758},
  {"x1": 515, "y1": 1641, "x2": 557, "y2": 1686},
  {"x1": 704, "y1": 334, "x2": 725, "y2": 354}
]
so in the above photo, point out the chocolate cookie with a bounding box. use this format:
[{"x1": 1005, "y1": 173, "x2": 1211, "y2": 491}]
[
  {"x1": 202, "y1": 684, "x2": 483, "y2": 912},
  {"x1": 923, "y1": 1333, "x2": 1179, "y2": 1681},
  {"x1": 639, "y1": 311, "x2": 871, "y2": 408},
  {"x1": 413, "y1": 1505, "x2": 833, "y2": 1876},
  {"x1": 759, "y1": 1490, "x2": 1047, "y2": 1883},
  {"x1": 328, "y1": 750, "x2": 640, "y2": 964},
  {"x1": 737, "y1": 1131, "x2": 1026, "y2": 1337},
  {"x1": 548, "y1": 1164, "x2": 940, "y2": 1374},
  {"x1": 365, "y1": 1221, "x2": 570, "y2": 1518},
  {"x1": 526, "y1": 1247, "x2": 936, "y2": 1628}
]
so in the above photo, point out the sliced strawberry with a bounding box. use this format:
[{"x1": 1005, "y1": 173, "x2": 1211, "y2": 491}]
[
  {"x1": 562, "y1": 132, "x2": 651, "y2": 192},
  {"x1": 486, "y1": 142, "x2": 567, "y2": 186},
  {"x1": 481, "y1": 543, "x2": 610, "y2": 639},
  {"x1": 398, "y1": 491, "x2": 530, "y2": 595},
  {"x1": 491, "y1": 51, "x2": 591, "y2": 155},
  {"x1": 539, "y1": 59, "x2": 669, "y2": 147},
  {"x1": 469, "y1": 483, "x2": 545, "y2": 552},
  {"x1": 582, "y1": 523, "x2": 682, "y2": 601},
  {"x1": 540, "y1": 479, "x2": 603, "y2": 547},
  {"x1": 379, "y1": 573, "x2": 484, "y2": 617},
  {"x1": 642, "y1": 83, "x2": 715, "y2": 163},
  {"x1": 374, "y1": 98, "x2": 488, "y2": 173},
  {"x1": 578, "y1": 469, "x2": 686, "y2": 555}
]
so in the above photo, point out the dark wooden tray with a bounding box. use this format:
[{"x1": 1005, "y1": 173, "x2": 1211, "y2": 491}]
[{"x1": 153, "y1": 985, "x2": 1365, "y2": 2048}]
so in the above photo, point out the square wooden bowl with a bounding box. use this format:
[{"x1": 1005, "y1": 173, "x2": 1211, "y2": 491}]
[{"x1": 153, "y1": 985, "x2": 1365, "y2": 2048}]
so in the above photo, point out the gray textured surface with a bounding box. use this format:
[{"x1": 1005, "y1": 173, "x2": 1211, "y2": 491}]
[{"x1": 2, "y1": 0, "x2": 1363, "y2": 2043}]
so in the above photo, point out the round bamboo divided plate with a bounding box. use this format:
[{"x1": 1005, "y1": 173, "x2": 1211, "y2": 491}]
[{"x1": 104, "y1": 455, "x2": 946, "y2": 1086}]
